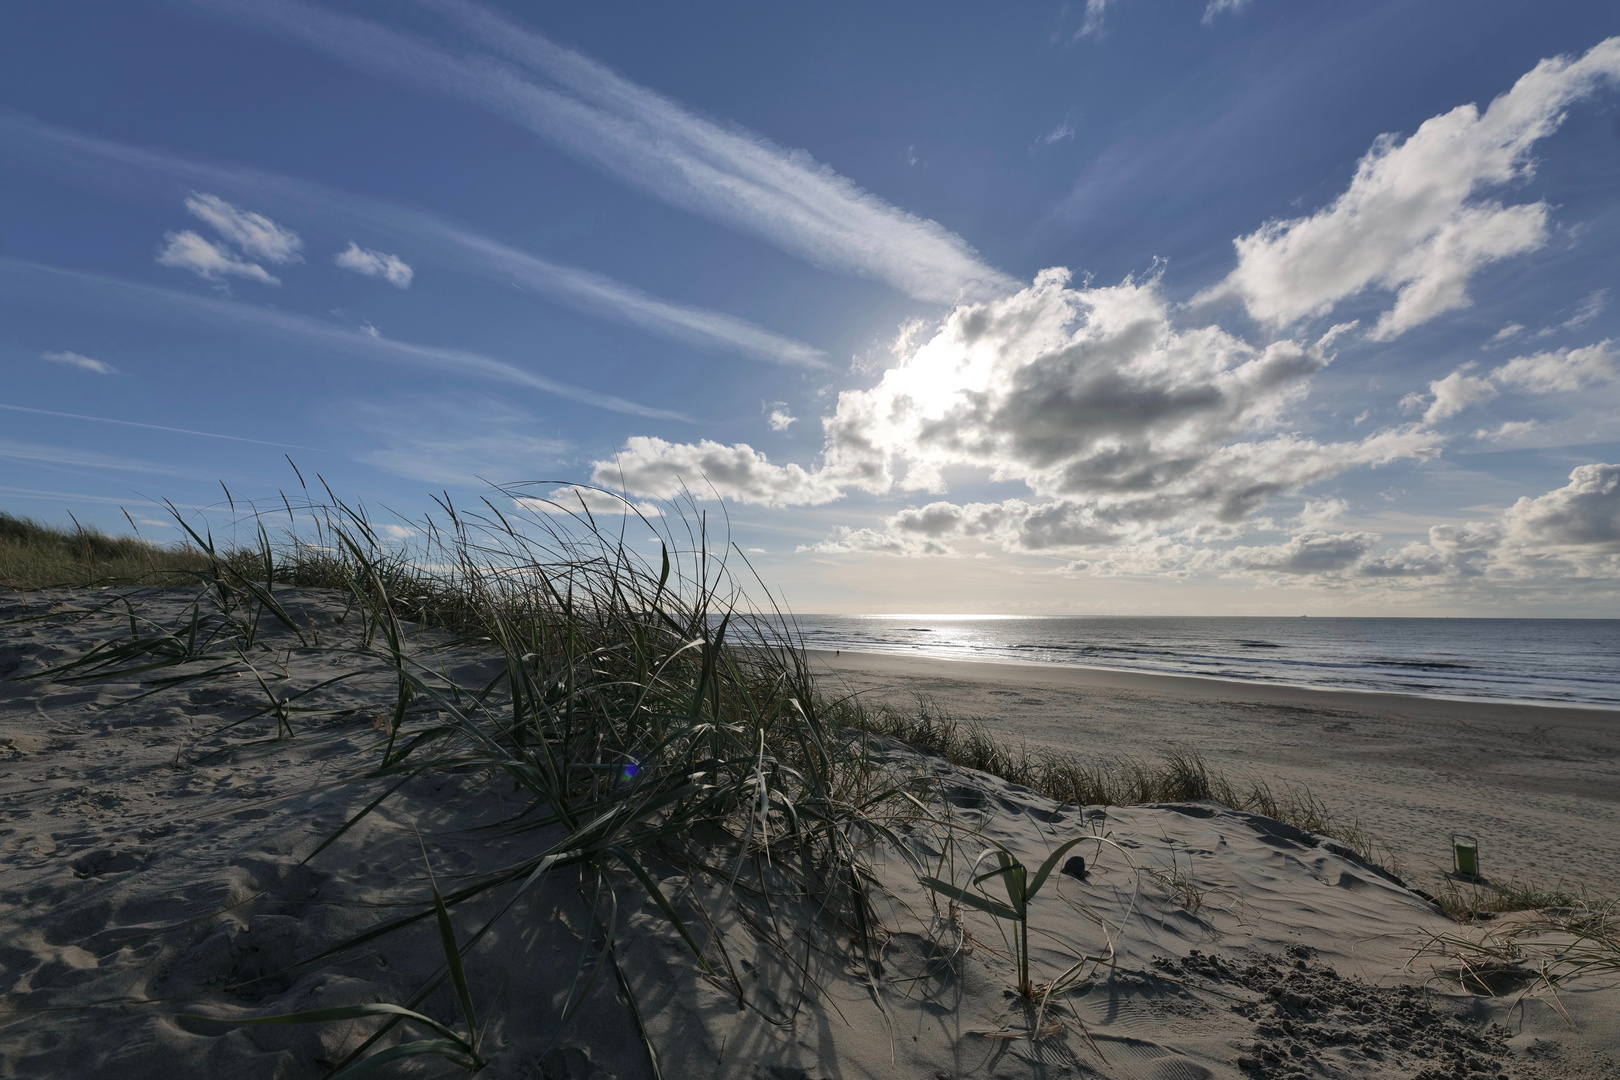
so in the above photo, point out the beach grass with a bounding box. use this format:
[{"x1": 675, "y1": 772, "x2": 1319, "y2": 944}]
[
  {"x1": 19, "y1": 487, "x2": 925, "y2": 1077},
  {"x1": 1428, "y1": 877, "x2": 1619, "y2": 923},
  {"x1": 0, "y1": 510, "x2": 214, "y2": 589},
  {"x1": 1414, "y1": 894, "x2": 1620, "y2": 1011},
  {"x1": 847, "y1": 692, "x2": 1397, "y2": 871},
  {"x1": 10, "y1": 481, "x2": 1530, "y2": 1071}
]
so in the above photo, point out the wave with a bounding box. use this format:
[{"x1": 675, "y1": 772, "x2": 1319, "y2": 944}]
[{"x1": 791, "y1": 615, "x2": 1620, "y2": 709}]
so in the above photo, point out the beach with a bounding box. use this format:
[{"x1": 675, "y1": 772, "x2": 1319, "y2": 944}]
[
  {"x1": 3, "y1": 587, "x2": 1618, "y2": 1079},
  {"x1": 812, "y1": 649, "x2": 1620, "y2": 898}
]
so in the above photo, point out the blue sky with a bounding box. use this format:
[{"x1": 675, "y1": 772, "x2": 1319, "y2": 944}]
[{"x1": 3, "y1": 0, "x2": 1619, "y2": 615}]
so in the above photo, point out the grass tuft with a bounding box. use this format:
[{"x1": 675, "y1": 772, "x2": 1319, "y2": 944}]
[
  {"x1": 1412, "y1": 896, "x2": 1620, "y2": 1020},
  {"x1": 846, "y1": 693, "x2": 1395, "y2": 869},
  {"x1": 1427, "y1": 877, "x2": 1615, "y2": 924}
]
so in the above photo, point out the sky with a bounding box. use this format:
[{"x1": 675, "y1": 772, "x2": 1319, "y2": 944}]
[{"x1": 3, "y1": 0, "x2": 1619, "y2": 616}]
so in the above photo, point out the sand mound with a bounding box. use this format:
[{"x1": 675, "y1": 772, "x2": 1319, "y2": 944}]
[{"x1": 2, "y1": 588, "x2": 1615, "y2": 1079}]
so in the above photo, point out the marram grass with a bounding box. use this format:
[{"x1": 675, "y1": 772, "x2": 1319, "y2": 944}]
[
  {"x1": 13, "y1": 482, "x2": 1597, "y2": 1074},
  {"x1": 21, "y1": 486, "x2": 927, "y2": 1078},
  {"x1": 846, "y1": 692, "x2": 1397, "y2": 871},
  {"x1": 0, "y1": 510, "x2": 214, "y2": 588}
]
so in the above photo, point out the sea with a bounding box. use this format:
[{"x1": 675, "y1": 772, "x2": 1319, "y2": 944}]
[{"x1": 789, "y1": 615, "x2": 1620, "y2": 709}]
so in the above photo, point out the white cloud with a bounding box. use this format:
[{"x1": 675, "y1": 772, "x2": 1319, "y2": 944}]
[
  {"x1": 0, "y1": 402, "x2": 309, "y2": 449},
  {"x1": 1200, "y1": 37, "x2": 1620, "y2": 339},
  {"x1": 184, "y1": 192, "x2": 302, "y2": 263},
  {"x1": 516, "y1": 486, "x2": 662, "y2": 517},
  {"x1": 1075, "y1": 0, "x2": 1120, "y2": 39},
  {"x1": 156, "y1": 230, "x2": 280, "y2": 284},
  {"x1": 1219, "y1": 530, "x2": 1381, "y2": 575},
  {"x1": 767, "y1": 407, "x2": 797, "y2": 432},
  {"x1": 1405, "y1": 340, "x2": 1615, "y2": 425},
  {"x1": 602, "y1": 270, "x2": 1436, "y2": 545},
  {"x1": 11, "y1": 256, "x2": 685, "y2": 421},
  {"x1": 1492, "y1": 290, "x2": 1608, "y2": 344},
  {"x1": 814, "y1": 270, "x2": 1431, "y2": 525},
  {"x1": 801, "y1": 525, "x2": 956, "y2": 558},
  {"x1": 0, "y1": 115, "x2": 829, "y2": 370},
  {"x1": 445, "y1": 225, "x2": 827, "y2": 369},
  {"x1": 799, "y1": 428, "x2": 1431, "y2": 558},
  {"x1": 1474, "y1": 419, "x2": 1540, "y2": 442},
  {"x1": 42, "y1": 350, "x2": 114, "y2": 375},
  {"x1": 1502, "y1": 463, "x2": 1620, "y2": 551},
  {"x1": 592, "y1": 436, "x2": 842, "y2": 508},
  {"x1": 1039, "y1": 119, "x2": 1076, "y2": 145},
  {"x1": 1314, "y1": 321, "x2": 1360, "y2": 351},
  {"x1": 1121, "y1": 465, "x2": 1619, "y2": 589},
  {"x1": 1422, "y1": 367, "x2": 1498, "y2": 423},
  {"x1": 1202, "y1": 0, "x2": 1252, "y2": 26},
  {"x1": 0, "y1": 438, "x2": 187, "y2": 476},
  {"x1": 1296, "y1": 497, "x2": 1349, "y2": 530},
  {"x1": 213, "y1": 0, "x2": 1013, "y2": 303},
  {"x1": 800, "y1": 463, "x2": 1620, "y2": 588},
  {"x1": 1355, "y1": 465, "x2": 1620, "y2": 584},
  {"x1": 1561, "y1": 288, "x2": 1608, "y2": 330},
  {"x1": 1491, "y1": 340, "x2": 1615, "y2": 393},
  {"x1": 335, "y1": 241, "x2": 413, "y2": 288}
]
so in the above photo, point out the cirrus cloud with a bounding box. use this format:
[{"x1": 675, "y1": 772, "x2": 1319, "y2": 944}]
[{"x1": 43, "y1": 350, "x2": 115, "y2": 375}]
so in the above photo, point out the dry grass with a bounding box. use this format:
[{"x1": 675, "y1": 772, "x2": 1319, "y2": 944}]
[
  {"x1": 848, "y1": 693, "x2": 1397, "y2": 871},
  {"x1": 1413, "y1": 897, "x2": 1620, "y2": 1022},
  {"x1": 0, "y1": 510, "x2": 213, "y2": 589},
  {"x1": 1427, "y1": 877, "x2": 1612, "y2": 923}
]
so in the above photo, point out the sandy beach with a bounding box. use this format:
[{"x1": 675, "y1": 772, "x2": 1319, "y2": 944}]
[
  {"x1": 12, "y1": 5, "x2": 1620, "y2": 1078},
  {"x1": 3, "y1": 588, "x2": 1618, "y2": 1079},
  {"x1": 810, "y1": 650, "x2": 1620, "y2": 898}
]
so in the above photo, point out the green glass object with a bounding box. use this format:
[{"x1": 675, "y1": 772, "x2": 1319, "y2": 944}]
[{"x1": 1452, "y1": 834, "x2": 1479, "y2": 878}]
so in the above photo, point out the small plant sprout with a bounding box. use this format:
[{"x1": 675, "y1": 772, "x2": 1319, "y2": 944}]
[{"x1": 921, "y1": 836, "x2": 1089, "y2": 999}]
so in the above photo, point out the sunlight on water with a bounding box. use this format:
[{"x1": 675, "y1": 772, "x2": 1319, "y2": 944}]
[{"x1": 792, "y1": 616, "x2": 1620, "y2": 708}]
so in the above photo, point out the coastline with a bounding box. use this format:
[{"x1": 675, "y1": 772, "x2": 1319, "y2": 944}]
[
  {"x1": 5, "y1": 589, "x2": 1618, "y2": 1078},
  {"x1": 807, "y1": 646, "x2": 1620, "y2": 721},
  {"x1": 810, "y1": 647, "x2": 1620, "y2": 895}
]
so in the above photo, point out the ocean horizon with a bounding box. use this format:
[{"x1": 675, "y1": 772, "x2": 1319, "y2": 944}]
[{"x1": 790, "y1": 615, "x2": 1620, "y2": 709}]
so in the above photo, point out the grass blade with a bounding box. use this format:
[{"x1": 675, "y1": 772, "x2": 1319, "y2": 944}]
[
  {"x1": 919, "y1": 876, "x2": 1020, "y2": 922},
  {"x1": 431, "y1": 880, "x2": 478, "y2": 1050}
]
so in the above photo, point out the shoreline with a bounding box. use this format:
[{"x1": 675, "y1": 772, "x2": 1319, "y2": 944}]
[
  {"x1": 6, "y1": 588, "x2": 1619, "y2": 1077},
  {"x1": 810, "y1": 647, "x2": 1620, "y2": 896},
  {"x1": 806, "y1": 646, "x2": 1620, "y2": 723}
]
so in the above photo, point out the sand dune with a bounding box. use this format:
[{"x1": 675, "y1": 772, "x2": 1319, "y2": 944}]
[
  {"x1": 812, "y1": 650, "x2": 1620, "y2": 899},
  {"x1": 2, "y1": 588, "x2": 1616, "y2": 1078}
]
